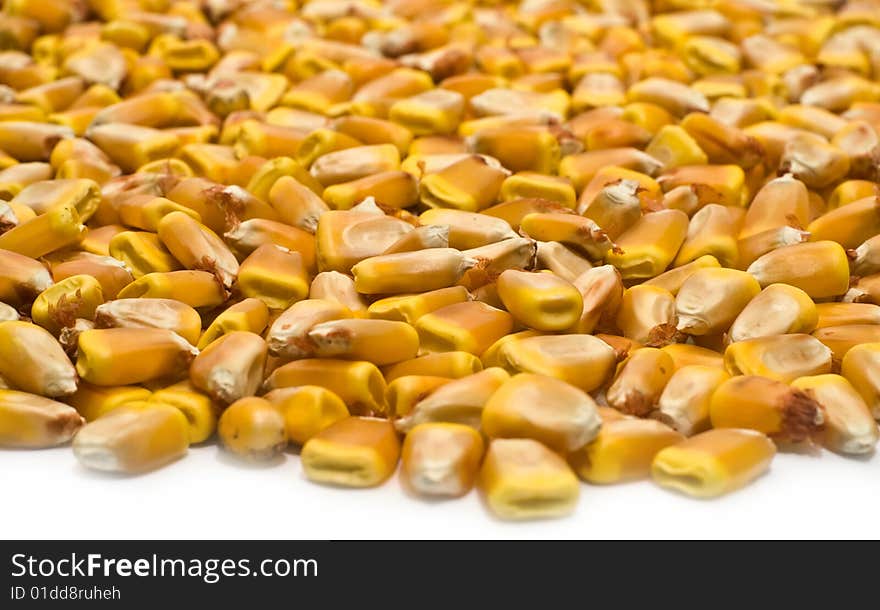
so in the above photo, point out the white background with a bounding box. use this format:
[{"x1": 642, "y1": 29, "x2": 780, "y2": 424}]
[{"x1": 6, "y1": 442, "x2": 880, "y2": 539}]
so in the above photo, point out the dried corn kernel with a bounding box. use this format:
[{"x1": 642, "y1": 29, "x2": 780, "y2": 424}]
[
  {"x1": 0, "y1": 389, "x2": 83, "y2": 448},
  {"x1": 218, "y1": 396, "x2": 287, "y2": 461},
  {"x1": 401, "y1": 422, "x2": 484, "y2": 498},
  {"x1": 73, "y1": 402, "x2": 189, "y2": 473},
  {"x1": 652, "y1": 428, "x2": 775, "y2": 498},
  {"x1": 301, "y1": 417, "x2": 401, "y2": 488}
]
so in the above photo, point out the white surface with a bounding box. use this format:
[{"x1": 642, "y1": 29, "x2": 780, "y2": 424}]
[{"x1": 5, "y1": 443, "x2": 880, "y2": 540}]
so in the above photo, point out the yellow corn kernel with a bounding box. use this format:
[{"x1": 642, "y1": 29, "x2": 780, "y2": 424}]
[
  {"x1": 606, "y1": 209, "x2": 689, "y2": 280},
  {"x1": 400, "y1": 422, "x2": 483, "y2": 498},
  {"x1": 395, "y1": 368, "x2": 510, "y2": 433},
  {"x1": 198, "y1": 298, "x2": 268, "y2": 350},
  {"x1": 0, "y1": 249, "x2": 53, "y2": 307},
  {"x1": 419, "y1": 209, "x2": 515, "y2": 251},
  {"x1": 389, "y1": 89, "x2": 464, "y2": 136},
  {"x1": 157, "y1": 211, "x2": 239, "y2": 290},
  {"x1": 418, "y1": 154, "x2": 507, "y2": 212},
  {"x1": 495, "y1": 333, "x2": 617, "y2": 393},
  {"x1": 115, "y1": 196, "x2": 200, "y2": 233},
  {"x1": 86, "y1": 123, "x2": 179, "y2": 173},
  {"x1": 31, "y1": 274, "x2": 104, "y2": 336},
  {"x1": 265, "y1": 359, "x2": 386, "y2": 416},
  {"x1": 94, "y1": 298, "x2": 201, "y2": 346},
  {"x1": 310, "y1": 318, "x2": 419, "y2": 366},
  {"x1": 50, "y1": 253, "x2": 131, "y2": 300},
  {"x1": 675, "y1": 268, "x2": 760, "y2": 336},
  {"x1": 535, "y1": 241, "x2": 593, "y2": 284},
  {"x1": 673, "y1": 204, "x2": 741, "y2": 268},
  {"x1": 482, "y1": 373, "x2": 601, "y2": 453},
  {"x1": 740, "y1": 174, "x2": 810, "y2": 241},
  {"x1": 108, "y1": 231, "x2": 180, "y2": 278},
  {"x1": 308, "y1": 271, "x2": 368, "y2": 314},
  {"x1": 323, "y1": 171, "x2": 419, "y2": 211},
  {"x1": 385, "y1": 376, "x2": 451, "y2": 419},
  {"x1": 851, "y1": 235, "x2": 880, "y2": 278},
  {"x1": 0, "y1": 202, "x2": 85, "y2": 259},
  {"x1": 616, "y1": 284, "x2": 679, "y2": 346},
  {"x1": 224, "y1": 218, "x2": 316, "y2": 271},
  {"x1": 480, "y1": 438, "x2": 579, "y2": 520},
  {"x1": 644, "y1": 255, "x2": 721, "y2": 295},
  {"x1": 662, "y1": 344, "x2": 725, "y2": 371},
  {"x1": 352, "y1": 248, "x2": 475, "y2": 295},
  {"x1": 176, "y1": 144, "x2": 238, "y2": 184},
  {"x1": 724, "y1": 334, "x2": 832, "y2": 383},
  {"x1": 658, "y1": 164, "x2": 746, "y2": 209},
  {"x1": 76, "y1": 328, "x2": 198, "y2": 387},
  {"x1": 332, "y1": 116, "x2": 413, "y2": 156},
  {"x1": 458, "y1": 238, "x2": 537, "y2": 290},
  {"x1": 680, "y1": 112, "x2": 763, "y2": 169},
  {"x1": 190, "y1": 331, "x2": 267, "y2": 405},
  {"x1": 73, "y1": 402, "x2": 189, "y2": 473},
  {"x1": 500, "y1": 173, "x2": 576, "y2": 208},
  {"x1": 0, "y1": 389, "x2": 83, "y2": 448},
  {"x1": 812, "y1": 325, "x2": 880, "y2": 363},
  {"x1": 495, "y1": 269, "x2": 582, "y2": 332},
  {"x1": 416, "y1": 301, "x2": 513, "y2": 355},
  {"x1": 808, "y1": 196, "x2": 880, "y2": 250},
  {"x1": 310, "y1": 144, "x2": 400, "y2": 187},
  {"x1": 815, "y1": 303, "x2": 880, "y2": 329},
  {"x1": 645, "y1": 124, "x2": 708, "y2": 170},
  {"x1": 737, "y1": 225, "x2": 810, "y2": 271},
  {"x1": 577, "y1": 179, "x2": 643, "y2": 241},
  {"x1": 295, "y1": 129, "x2": 361, "y2": 169},
  {"x1": 9, "y1": 178, "x2": 100, "y2": 222},
  {"x1": 470, "y1": 126, "x2": 562, "y2": 175},
  {"x1": 367, "y1": 287, "x2": 467, "y2": 326},
  {"x1": 606, "y1": 347, "x2": 675, "y2": 417},
  {"x1": 792, "y1": 374, "x2": 878, "y2": 455},
  {"x1": 0, "y1": 122, "x2": 72, "y2": 162},
  {"x1": 483, "y1": 199, "x2": 574, "y2": 233},
  {"x1": 236, "y1": 245, "x2": 309, "y2": 311},
  {"x1": 0, "y1": 321, "x2": 77, "y2": 397},
  {"x1": 316, "y1": 208, "x2": 413, "y2": 273},
  {"x1": 302, "y1": 417, "x2": 400, "y2": 487},
  {"x1": 117, "y1": 271, "x2": 226, "y2": 309},
  {"x1": 748, "y1": 240, "x2": 849, "y2": 299},
  {"x1": 265, "y1": 298, "x2": 351, "y2": 359},
  {"x1": 264, "y1": 386, "x2": 349, "y2": 446},
  {"x1": 267, "y1": 174, "x2": 329, "y2": 234},
  {"x1": 845, "y1": 274, "x2": 880, "y2": 306},
  {"x1": 571, "y1": 419, "x2": 684, "y2": 484},
  {"x1": 282, "y1": 69, "x2": 354, "y2": 114},
  {"x1": 148, "y1": 381, "x2": 216, "y2": 445},
  {"x1": 655, "y1": 365, "x2": 730, "y2": 436},
  {"x1": 66, "y1": 383, "x2": 151, "y2": 423},
  {"x1": 729, "y1": 284, "x2": 818, "y2": 342},
  {"x1": 710, "y1": 375, "x2": 824, "y2": 443},
  {"x1": 782, "y1": 134, "x2": 847, "y2": 191},
  {"x1": 217, "y1": 396, "x2": 287, "y2": 461},
  {"x1": 827, "y1": 180, "x2": 879, "y2": 210},
  {"x1": 652, "y1": 428, "x2": 776, "y2": 498},
  {"x1": 841, "y1": 343, "x2": 880, "y2": 419},
  {"x1": 384, "y1": 352, "x2": 483, "y2": 383},
  {"x1": 520, "y1": 212, "x2": 615, "y2": 261}
]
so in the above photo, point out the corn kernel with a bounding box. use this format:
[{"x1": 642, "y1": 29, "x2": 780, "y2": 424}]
[
  {"x1": 31, "y1": 274, "x2": 104, "y2": 336},
  {"x1": 724, "y1": 334, "x2": 832, "y2": 383},
  {"x1": 265, "y1": 359, "x2": 386, "y2": 416},
  {"x1": 148, "y1": 381, "x2": 217, "y2": 444},
  {"x1": 652, "y1": 428, "x2": 775, "y2": 498},
  {"x1": 0, "y1": 320, "x2": 77, "y2": 397},
  {"x1": 655, "y1": 365, "x2": 730, "y2": 436},
  {"x1": 264, "y1": 385, "x2": 349, "y2": 446},
  {"x1": 190, "y1": 331, "x2": 266, "y2": 405},
  {"x1": 571, "y1": 419, "x2": 684, "y2": 484},
  {"x1": 301, "y1": 417, "x2": 401, "y2": 487},
  {"x1": 479, "y1": 438, "x2": 580, "y2": 520},
  {"x1": 73, "y1": 402, "x2": 189, "y2": 473},
  {"x1": 218, "y1": 396, "x2": 287, "y2": 461},
  {"x1": 792, "y1": 374, "x2": 878, "y2": 455},
  {"x1": 199, "y1": 298, "x2": 269, "y2": 350},
  {"x1": 675, "y1": 268, "x2": 760, "y2": 336},
  {"x1": 0, "y1": 389, "x2": 83, "y2": 448},
  {"x1": 710, "y1": 375, "x2": 824, "y2": 443},
  {"x1": 401, "y1": 422, "x2": 484, "y2": 498}
]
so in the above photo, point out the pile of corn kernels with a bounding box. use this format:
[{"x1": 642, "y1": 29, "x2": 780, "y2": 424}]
[{"x1": 1, "y1": 0, "x2": 880, "y2": 520}]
